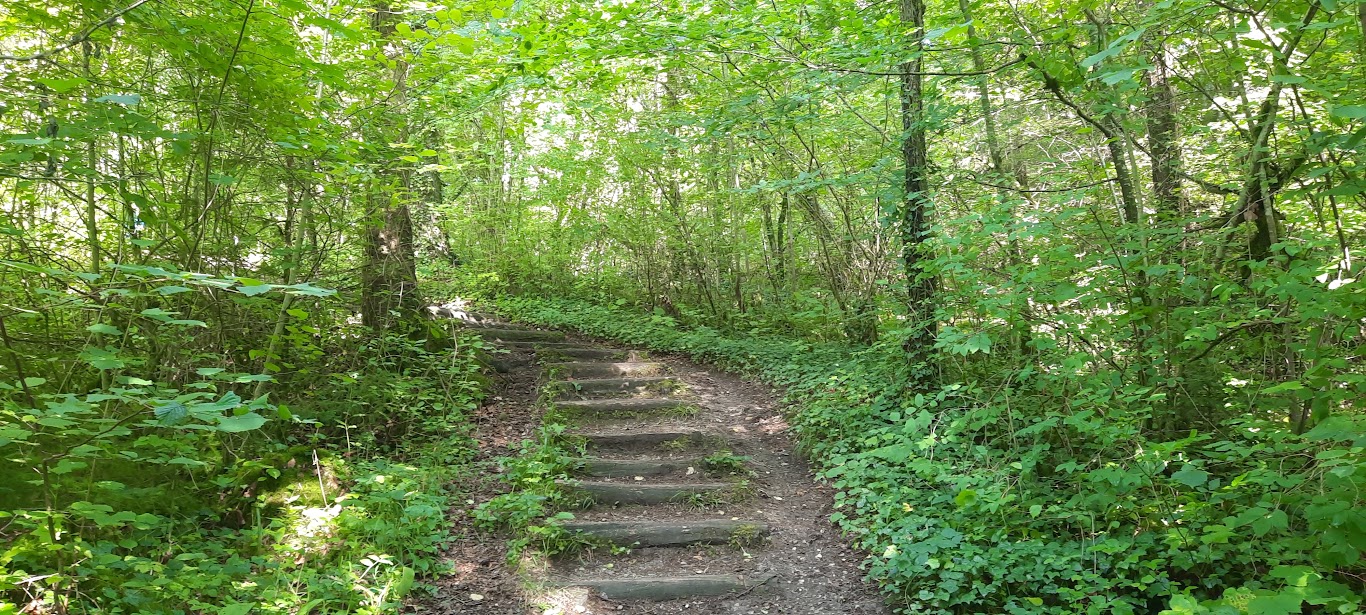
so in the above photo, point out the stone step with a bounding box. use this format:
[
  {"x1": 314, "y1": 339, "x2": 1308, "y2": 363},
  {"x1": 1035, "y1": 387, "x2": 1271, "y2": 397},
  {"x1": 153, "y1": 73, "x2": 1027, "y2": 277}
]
[
  {"x1": 576, "y1": 457, "x2": 704, "y2": 478},
  {"x1": 554, "y1": 576, "x2": 763, "y2": 601},
  {"x1": 562, "y1": 520, "x2": 769, "y2": 548},
  {"x1": 546, "y1": 362, "x2": 664, "y2": 378},
  {"x1": 573, "y1": 430, "x2": 718, "y2": 453},
  {"x1": 476, "y1": 329, "x2": 566, "y2": 343},
  {"x1": 545, "y1": 377, "x2": 678, "y2": 400},
  {"x1": 538, "y1": 347, "x2": 642, "y2": 361},
  {"x1": 553, "y1": 397, "x2": 694, "y2": 417},
  {"x1": 561, "y1": 480, "x2": 735, "y2": 505}
]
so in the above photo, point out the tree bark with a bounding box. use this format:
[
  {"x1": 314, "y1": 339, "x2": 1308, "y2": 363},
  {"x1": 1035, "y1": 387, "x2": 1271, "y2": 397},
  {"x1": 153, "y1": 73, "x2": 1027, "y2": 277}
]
[
  {"x1": 899, "y1": 0, "x2": 937, "y2": 376},
  {"x1": 360, "y1": 0, "x2": 421, "y2": 330}
]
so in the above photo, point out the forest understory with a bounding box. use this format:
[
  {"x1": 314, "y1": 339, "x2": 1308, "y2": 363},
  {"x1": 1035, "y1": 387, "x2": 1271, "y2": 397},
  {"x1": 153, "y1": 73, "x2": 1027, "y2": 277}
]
[{"x1": 2, "y1": 0, "x2": 1365, "y2": 613}]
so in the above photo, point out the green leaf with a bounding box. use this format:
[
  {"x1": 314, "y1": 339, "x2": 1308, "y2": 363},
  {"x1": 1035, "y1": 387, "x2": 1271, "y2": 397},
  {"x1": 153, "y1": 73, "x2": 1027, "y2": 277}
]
[
  {"x1": 953, "y1": 489, "x2": 978, "y2": 507},
  {"x1": 236, "y1": 284, "x2": 275, "y2": 297},
  {"x1": 221, "y1": 604, "x2": 254, "y2": 615},
  {"x1": 283, "y1": 283, "x2": 336, "y2": 297},
  {"x1": 140, "y1": 308, "x2": 175, "y2": 322},
  {"x1": 1247, "y1": 592, "x2": 1302, "y2": 615},
  {"x1": 155, "y1": 401, "x2": 189, "y2": 424},
  {"x1": 156, "y1": 285, "x2": 194, "y2": 295},
  {"x1": 217, "y1": 413, "x2": 267, "y2": 433},
  {"x1": 1171, "y1": 465, "x2": 1210, "y2": 488},
  {"x1": 22, "y1": 377, "x2": 46, "y2": 387},
  {"x1": 196, "y1": 391, "x2": 243, "y2": 413},
  {"x1": 87, "y1": 323, "x2": 122, "y2": 335},
  {"x1": 94, "y1": 94, "x2": 142, "y2": 105},
  {"x1": 36, "y1": 77, "x2": 88, "y2": 93},
  {"x1": 1252, "y1": 509, "x2": 1288, "y2": 536},
  {"x1": 80, "y1": 347, "x2": 126, "y2": 370},
  {"x1": 1331, "y1": 105, "x2": 1366, "y2": 120}
]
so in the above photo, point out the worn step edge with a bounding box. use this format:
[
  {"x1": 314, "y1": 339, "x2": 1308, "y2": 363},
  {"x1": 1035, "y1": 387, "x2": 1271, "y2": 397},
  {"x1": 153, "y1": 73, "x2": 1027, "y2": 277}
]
[
  {"x1": 562, "y1": 520, "x2": 769, "y2": 548},
  {"x1": 539, "y1": 348, "x2": 644, "y2": 361},
  {"x1": 553, "y1": 398, "x2": 694, "y2": 417},
  {"x1": 476, "y1": 329, "x2": 566, "y2": 342},
  {"x1": 560, "y1": 480, "x2": 735, "y2": 505},
  {"x1": 545, "y1": 362, "x2": 665, "y2": 378},
  {"x1": 571, "y1": 430, "x2": 720, "y2": 451},
  {"x1": 550, "y1": 575, "x2": 768, "y2": 601},
  {"x1": 545, "y1": 377, "x2": 678, "y2": 400},
  {"x1": 575, "y1": 457, "x2": 704, "y2": 478}
]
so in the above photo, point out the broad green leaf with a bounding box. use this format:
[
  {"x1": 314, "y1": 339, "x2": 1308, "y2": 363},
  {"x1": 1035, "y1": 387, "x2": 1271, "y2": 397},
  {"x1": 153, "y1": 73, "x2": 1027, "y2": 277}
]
[
  {"x1": 1331, "y1": 105, "x2": 1366, "y2": 119},
  {"x1": 155, "y1": 401, "x2": 189, "y2": 424},
  {"x1": 94, "y1": 94, "x2": 142, "y2": 105},
  {"x1": 1247, "y1": 592, "x2": 1302, "y2": 615},
  {"x1": 87, "y1": 323, "x2": 122, "y2": 335},
  {"x1": 236, "y1": 285, "x2": 275, "y2": 296},
  {"x1": 80, "y1": 347, "x2": 126, "y2": 370},
  {"x1": 217, "y1": 413, "x2": 267, "y2": 433},
  {"x1": 1171, "y1": 465, "x2": 1210, "y2": 488},
  {"x1": 36, "y1": 77, "x2": 88, "y2": 93}
]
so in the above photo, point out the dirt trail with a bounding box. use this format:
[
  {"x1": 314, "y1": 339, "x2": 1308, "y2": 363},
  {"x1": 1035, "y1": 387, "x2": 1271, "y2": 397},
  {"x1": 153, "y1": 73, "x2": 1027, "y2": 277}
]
[{"x1": 415, "y1": 320, "x2": 890, "y2": 615}]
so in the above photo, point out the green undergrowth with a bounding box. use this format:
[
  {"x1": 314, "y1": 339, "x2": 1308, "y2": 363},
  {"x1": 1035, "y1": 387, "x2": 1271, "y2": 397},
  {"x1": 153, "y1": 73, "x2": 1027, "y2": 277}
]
[
  {"x1": 471, "y1": 423, "x2": 588, "y2": 561},
  {"x1": 1, "y1": 286, "x2": 490, "y2": 614},
  {"x1": 488, "y1": 296, "x2": 1366, "y2": 615}
]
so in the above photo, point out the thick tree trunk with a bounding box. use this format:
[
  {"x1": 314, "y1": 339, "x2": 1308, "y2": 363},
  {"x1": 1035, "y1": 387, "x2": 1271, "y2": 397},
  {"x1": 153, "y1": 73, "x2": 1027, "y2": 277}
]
[{"x1": 361, "y1": 0, "x2": 421, "y2": 330}]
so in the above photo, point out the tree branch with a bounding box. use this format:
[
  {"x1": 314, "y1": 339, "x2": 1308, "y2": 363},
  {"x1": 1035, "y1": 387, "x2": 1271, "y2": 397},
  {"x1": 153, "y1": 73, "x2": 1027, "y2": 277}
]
[{"x1": 0, "y1": 0, "x2": 158, "y2": 62}]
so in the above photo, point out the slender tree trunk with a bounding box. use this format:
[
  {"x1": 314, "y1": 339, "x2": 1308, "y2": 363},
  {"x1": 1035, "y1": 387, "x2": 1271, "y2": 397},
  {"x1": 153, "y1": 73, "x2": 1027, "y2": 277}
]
[{"x1": 899, "y1": 0, "x2": 937, "y2": 377}]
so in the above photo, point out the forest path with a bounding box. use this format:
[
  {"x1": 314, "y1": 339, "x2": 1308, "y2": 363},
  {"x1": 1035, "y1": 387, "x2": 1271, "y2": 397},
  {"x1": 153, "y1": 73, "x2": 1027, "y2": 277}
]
[{"x1": 468, "y1": 317, "x2": 890, "y2": 615}]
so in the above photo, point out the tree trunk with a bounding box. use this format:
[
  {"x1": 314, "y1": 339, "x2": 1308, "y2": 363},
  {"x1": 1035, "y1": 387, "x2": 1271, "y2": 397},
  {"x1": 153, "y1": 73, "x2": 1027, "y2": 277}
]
[
  {"x1": 361, "y1": 0, "x2": 421, "y2": 330},
  {"x1": 899, "y1": 0, "x2": 937, "y2": 377}
]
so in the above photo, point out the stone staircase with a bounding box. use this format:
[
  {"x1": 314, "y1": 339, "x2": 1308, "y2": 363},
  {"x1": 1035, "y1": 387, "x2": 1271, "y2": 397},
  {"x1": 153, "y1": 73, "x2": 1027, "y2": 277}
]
[{"x1": 468, "y1": 319, "x2": 774, "y2": 604}]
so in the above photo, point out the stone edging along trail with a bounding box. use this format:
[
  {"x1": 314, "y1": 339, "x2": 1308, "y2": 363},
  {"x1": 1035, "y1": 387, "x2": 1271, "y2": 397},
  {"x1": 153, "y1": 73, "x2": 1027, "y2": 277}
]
[{"x1": 465, "y1": 315, "x2": 891, "y2": 615}]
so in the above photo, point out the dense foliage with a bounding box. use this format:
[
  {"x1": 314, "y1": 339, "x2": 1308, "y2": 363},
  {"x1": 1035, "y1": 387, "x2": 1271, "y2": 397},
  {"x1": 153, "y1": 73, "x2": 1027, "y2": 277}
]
[
  {"x1": 4, "y1": 0, "x2": 1365, "y2": 611},
  {"x1": 488, "y1": 295, "x2": 1365, "y2": 614},
  {"x1": 0, "y1": 0, "x2": 501, "y2": 611}
]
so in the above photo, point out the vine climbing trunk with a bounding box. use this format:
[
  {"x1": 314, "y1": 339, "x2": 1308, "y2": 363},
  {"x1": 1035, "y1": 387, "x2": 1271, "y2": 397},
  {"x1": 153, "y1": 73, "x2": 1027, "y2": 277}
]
[{"x1": 899, "y1": 0, "x2": 937, "y2": 380}]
